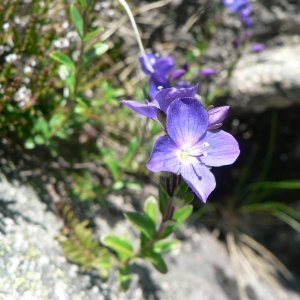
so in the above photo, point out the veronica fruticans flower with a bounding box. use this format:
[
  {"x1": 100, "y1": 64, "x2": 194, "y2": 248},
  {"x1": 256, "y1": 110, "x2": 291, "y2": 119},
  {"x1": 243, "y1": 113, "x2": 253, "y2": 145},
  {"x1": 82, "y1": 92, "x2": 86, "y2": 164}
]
[
  {"x1": 147, "y1": 97, "x2": 240, "y2": 202},
  {"x1": 223, "y1": 0, "x2": 253, "y2": 27},
  {"x1": 121, "y1": 86, "x2": 229, "y2": 131},
  {"x1": 120, "y1": 85, "x2": 198, "y2": 123},
  {"x1": 139, "y1": 52, "x2": 175, "y2": 100}
]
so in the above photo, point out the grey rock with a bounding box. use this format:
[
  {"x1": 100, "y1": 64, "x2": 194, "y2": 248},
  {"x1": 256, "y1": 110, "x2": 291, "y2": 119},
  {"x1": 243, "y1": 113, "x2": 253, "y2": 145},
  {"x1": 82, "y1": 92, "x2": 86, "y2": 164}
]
[
  {"x1": 0, "y1": 176, "x2": 102, "y2": 300},
  {"x1": 229, "y1": 44, "x2": 300, "y2": 112},
  {"x1": 1, "y1": 177, "x2": 300, "y2": 300}
]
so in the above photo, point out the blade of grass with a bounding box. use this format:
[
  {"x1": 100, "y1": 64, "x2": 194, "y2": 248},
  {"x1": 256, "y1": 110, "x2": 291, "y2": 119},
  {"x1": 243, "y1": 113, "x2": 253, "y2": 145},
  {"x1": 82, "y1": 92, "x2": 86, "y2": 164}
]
[
  {"x1": 272, "y1": 210, "x2": 300, "y2": 234},
  {"x1": 248, "y1": 180, "x2": 300, "y2": 191}
]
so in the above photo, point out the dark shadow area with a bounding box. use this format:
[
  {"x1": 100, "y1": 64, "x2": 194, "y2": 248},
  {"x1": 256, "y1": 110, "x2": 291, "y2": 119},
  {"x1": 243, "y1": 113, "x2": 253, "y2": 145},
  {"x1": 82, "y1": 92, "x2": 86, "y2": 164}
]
[
  {"x1": 0, "y1": 198, "x2": 48, "y2": 234},
  {"x1": 131, "y1": 263, "x2": 162, "y2": 300},
  {"x1": 214, "y1": 265, "x2": 241, "y2": 300}
]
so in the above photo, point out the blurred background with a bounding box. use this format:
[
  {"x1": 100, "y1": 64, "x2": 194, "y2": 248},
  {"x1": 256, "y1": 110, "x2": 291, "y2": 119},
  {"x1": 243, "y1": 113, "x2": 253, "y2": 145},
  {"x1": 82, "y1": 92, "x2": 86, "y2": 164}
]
[{"x1": 0, "y1": 0, "x2": 300, "y2": 299}]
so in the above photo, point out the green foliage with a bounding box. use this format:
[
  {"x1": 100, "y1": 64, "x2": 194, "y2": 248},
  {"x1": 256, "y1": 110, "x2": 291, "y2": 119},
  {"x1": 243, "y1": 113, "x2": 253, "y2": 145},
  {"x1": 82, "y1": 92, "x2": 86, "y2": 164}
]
[
  {"x1": 56, "y1": 204, "x2": 113, "y2": 281},
  {"x1": 50, "y1": 51, "x2": 76, "y2": 70},
  {"x1": 142, "y1": 249, "x2": 168, "y2": 274},
  {"x1": 101, "y1": 235, "x2": 134, "y2": 260},
  {"x1": 70, "y1": 5, "x2": 84, "y2": 38},
  {"x1": 160, "y1": 205, "x2": 193, "y2": 239},
  {"x1": 144, "y1": 196, "x2": 159, "y2": 225},
  {"x1": 118, "y1": 265, "x2": 132, "y2": 291},
  {"x1": 125, "y1": 212, "x2": 157, "y2": 239},
  {"x1": 153, "y1": 239, "x2": 181, "y2": 254}
]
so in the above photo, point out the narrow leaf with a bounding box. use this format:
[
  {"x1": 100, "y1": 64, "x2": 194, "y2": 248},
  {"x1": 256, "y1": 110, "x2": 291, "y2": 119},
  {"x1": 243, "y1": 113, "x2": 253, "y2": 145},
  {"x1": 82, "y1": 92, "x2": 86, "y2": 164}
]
[
  {"x1": 78, "y1": 0, "x2": 87, "y2": 8},
  {"x1": 144, "y1": 196, "x2": 158, "y2": 225},
  {"x1": 272, "y1": 211, "x2": 300, "y2": 234},
  {"x1": 49, "y1": 113, "x2": 67, "y2": 132},
  {"x1": 240, "y1": 202, "x2": 300, "y2": 219},
  {"x1": 153, "y1": 239, "x2": 181, "y2": 254},
  {"x1": 93, "y1": 256, "x2": 112, "y2": 271},
  {"x1": 184, "y1": 193, "x2": 194, "y2": 204},
  {"x1": 140, "y1": 232, "x2": 150, "y2": 247},
  {"x1": 119, "y1": 265, "x2": 132, "y2": 291},
  {"x1": 160, "y1": 205, "x2": 193, "y2": 239},
  {"x1": 50, "y1": 51, "x2": 75, "y2": 70},
  {"x1": 101, "y1": 235, "x2": 134, "y2": 260},
  {"x1": 70, "y1": 5, "x2": 84, "y2": 37},
  {"x1": 100, "y1": 148, "x2": 119, "y2": 181},
  {"x1": 248, "y1": 180, "x2": 300, "y2": 190},
  {"x1": 83, "y1": 42, "x2": 109, "y2": 65},
  {"x1": 83, "y1": 27, "x2": 104, "y2": 43},
  {"x1": 143, "y1": 250, "x2": 168, "y2": 274},
  {"x1": 124, "y1": 212, "x2": 156, "y2": 239}
]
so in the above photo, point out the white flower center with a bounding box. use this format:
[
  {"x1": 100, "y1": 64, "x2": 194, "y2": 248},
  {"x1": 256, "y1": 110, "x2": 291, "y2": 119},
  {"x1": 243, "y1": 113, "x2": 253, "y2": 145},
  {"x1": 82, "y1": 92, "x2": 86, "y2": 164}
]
[
  {"x1": 180, "y1": 147, "x2": 190, "y2": 161},
  {"x1": 179, "y1": 142, "x2": 209, "y2": 161}
]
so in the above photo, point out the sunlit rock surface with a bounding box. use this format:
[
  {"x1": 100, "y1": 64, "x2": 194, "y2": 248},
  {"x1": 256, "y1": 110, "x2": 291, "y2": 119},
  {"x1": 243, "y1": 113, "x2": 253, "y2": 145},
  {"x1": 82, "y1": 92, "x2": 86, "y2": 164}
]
[{"x1": 229, "y1": 44, "x2": 300, "y2": 112}]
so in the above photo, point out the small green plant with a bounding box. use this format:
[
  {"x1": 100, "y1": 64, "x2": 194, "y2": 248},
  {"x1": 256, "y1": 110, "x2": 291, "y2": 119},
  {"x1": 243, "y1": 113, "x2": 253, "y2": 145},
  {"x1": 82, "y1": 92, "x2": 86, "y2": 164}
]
[
  {"x1": 57, "y1": 193, "x2": 191, "y2": 290},
  {"x1": 56, "y1": 204, "x2": 113, "y2": 281}
]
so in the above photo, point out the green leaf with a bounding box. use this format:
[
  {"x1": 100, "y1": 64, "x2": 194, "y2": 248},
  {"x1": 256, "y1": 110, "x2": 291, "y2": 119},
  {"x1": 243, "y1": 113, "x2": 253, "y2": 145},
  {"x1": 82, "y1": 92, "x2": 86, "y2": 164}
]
[
  {"x1": 184, "y1": 193, "x2": 194, "y2": 205},
  {"x1": 240, "y1": 202, "x2": 300, "y2": 219},
  {"x1": 140, "y1": 232, "x2": 150, "y2": 247},
  {"x1": 101, "y1": 235, "x2": 134, "y2": 260},
  {"x1": 112, "y1": 181, "x2": 125, "y2": 190},
  {"x1": 70, "y1": 5, "x2": 84, "y2": 38},
  {"x1": 83, "y1": 27, "x2": 104, "y2": 43},
  {"x1": 49, "y1": 113, "x2": 66, "y2": 132},
  {"x1": 248, "y1": 180, "x2": 300, "y2": 190},
  {"x1": 24, "y1": 137, "x2": 35, "y2": 149},
  {"x1": 34, "y1": 118, "x2": 50, "y2": 138},
  {"x1": 179, "y1": 180, "x2": 190, "y2": 194},
  {"x1": 93, "y1": 256, "x2": 112, "y2": 271},
  {"x1": 272, "y1": 210, "x2": 300, "y2": 234},
  {"x1": 119, "y1": 265, "x2": 132, "y2": 291},
  {"x1": 143, "y1": 250, "x2": 167, "y2": 274},
  {"x1": 125, "y1": 181, "x2": 141, "y2": 191},
  {"x1": 100, "y1": 148, "x2": 119, "y2": 181},
  {"x1": 58, "y1": 64, "x2": 75, "y2": 95},
  {"x1": 83, "y1": 42, "x2": 109, "y2": 65},
  {"x1": 144, "y1": 196, "x2": 158, "y2": 225},
  {"x1": 34, "y1": 134, "x2": 45, "y2": 145},
  {"x1": 124, "y1": 212, "x2": 156, "y2": 239},
  {"x1": 160, "y1": 205, "x2": 193, "y2": 239},
  {"x1": 75, "y1": 95, "x2": 90, "y2": 107},
  {"x1": 50, "y1": 51, "x2": 76, "y2": 70},
  {"x1": 78, "y1": 0, "x2": 87, "y2": 8},
  {"x1": 153, "y1": 239, "x2": 181, "y2": 254}
]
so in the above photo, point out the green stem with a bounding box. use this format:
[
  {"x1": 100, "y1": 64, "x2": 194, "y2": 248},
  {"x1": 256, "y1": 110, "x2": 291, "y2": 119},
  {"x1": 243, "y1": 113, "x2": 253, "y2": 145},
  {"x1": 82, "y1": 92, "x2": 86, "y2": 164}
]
[{"x1": 121, "y1": 196, "x2": 174, "y2": 266}]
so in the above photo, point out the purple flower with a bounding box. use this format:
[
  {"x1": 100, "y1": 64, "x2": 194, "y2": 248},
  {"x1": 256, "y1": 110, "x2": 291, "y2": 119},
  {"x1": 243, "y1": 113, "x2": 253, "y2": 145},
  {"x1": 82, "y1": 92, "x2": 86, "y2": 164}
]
[
  {"x1": 223, "y1": 0, "x2": 253, "y2": 27},
  {"x1": 233, "y1": 38, "x2": 241, "y2": 49},
  {"x1": 200, "y1": 68, "x2": 216, "y2": 77},
  {"x1": 175, "y1": 81, "x2": 194, "y2": 88},
  {"x1": 182, "y1": 62, "x2": 189, "y2": 71},
  {"x1": 251, "y1": 43, "x2": 265, "y2": 52},
  {"x1": 170, "y1": 69, "x2": 186, "y2": 80},
  {"x1": 223, "y1": 0, "x2": 247, "y2": 11},
  {"x1": 120, "y1": 85, "x2": 198, "y2": 122},
  {"x1": 139, "y1": 52, "x2": 175, "y2": 100},
  {"x1": 147, "y1": 98, "x2": 240, "y2": 202},
  {"x1": 238, "y1": 3, "x2": 253, "y2": 27},
  {"x1": 207, "y1": 106, "x2": 230, "y2": 129}
]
